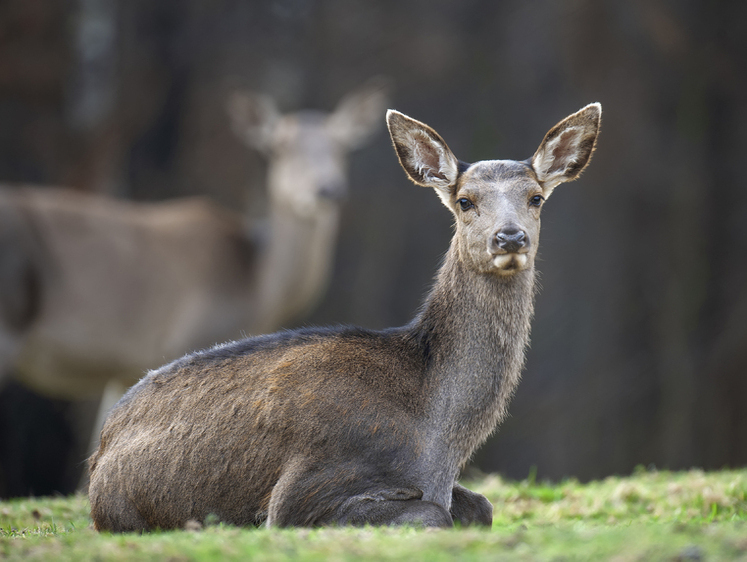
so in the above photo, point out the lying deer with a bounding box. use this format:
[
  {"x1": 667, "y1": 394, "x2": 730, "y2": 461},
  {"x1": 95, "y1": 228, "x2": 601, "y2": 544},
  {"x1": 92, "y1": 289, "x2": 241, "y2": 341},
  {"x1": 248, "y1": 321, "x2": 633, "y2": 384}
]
[{"x1": 89, "y1": 103, "x2": 601, "y2": 530}]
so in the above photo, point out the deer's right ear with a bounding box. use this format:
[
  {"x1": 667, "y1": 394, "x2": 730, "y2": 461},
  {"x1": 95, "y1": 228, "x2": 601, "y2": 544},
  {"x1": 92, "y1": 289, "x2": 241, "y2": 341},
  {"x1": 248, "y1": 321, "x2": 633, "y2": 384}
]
[
  {"x1": 226, "y1": 91, "x2": 281, "y2": 154},
  {"x1": 387, "y1": 110, "x2": 459, "y2": 206},
  {"x1": 326, "y1": 77, "x2": 391, "y2": 150}
]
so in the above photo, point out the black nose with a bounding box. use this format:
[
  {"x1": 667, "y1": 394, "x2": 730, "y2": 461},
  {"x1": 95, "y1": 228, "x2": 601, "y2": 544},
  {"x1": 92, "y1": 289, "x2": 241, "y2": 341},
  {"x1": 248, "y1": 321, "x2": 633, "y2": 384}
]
[
  {"x1": 495, "y1": 228, "x2": 528, "y2": 254},
  {"x1": 318, "y1": 182, "x2": 347, "y2": 201}
]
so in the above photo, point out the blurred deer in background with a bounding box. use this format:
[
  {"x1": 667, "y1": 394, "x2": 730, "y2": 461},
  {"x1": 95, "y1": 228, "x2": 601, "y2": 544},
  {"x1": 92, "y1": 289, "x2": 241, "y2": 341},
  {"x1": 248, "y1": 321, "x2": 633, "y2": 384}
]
[{"x1": 0, "y1": 79, "x2": 389, "y2": 495}]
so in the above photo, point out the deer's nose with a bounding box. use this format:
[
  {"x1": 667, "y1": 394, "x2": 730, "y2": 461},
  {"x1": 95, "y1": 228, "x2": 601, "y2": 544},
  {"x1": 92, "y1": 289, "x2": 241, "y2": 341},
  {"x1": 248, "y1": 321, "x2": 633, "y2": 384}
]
[
  {"x1": 494, "y1": 228, "x2": 528, "y2": 254},
  {"x1": 318, "y1": 181, "x2": 347, "y2": 201}
]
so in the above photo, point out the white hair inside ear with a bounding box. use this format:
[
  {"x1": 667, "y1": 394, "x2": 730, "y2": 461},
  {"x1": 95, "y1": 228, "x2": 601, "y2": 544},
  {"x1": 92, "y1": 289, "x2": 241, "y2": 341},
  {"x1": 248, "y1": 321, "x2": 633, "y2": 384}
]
[
  {"x1": 533, "y1": 127, "x2": 582, "y2": 180},
  {"x1": 411, "y1": 131, "x2": 458, "y2": 206}
]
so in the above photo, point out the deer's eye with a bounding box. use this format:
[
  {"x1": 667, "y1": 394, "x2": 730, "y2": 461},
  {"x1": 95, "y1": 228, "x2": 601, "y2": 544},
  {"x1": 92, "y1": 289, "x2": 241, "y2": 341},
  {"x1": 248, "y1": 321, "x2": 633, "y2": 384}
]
[
  {"x1": 457, "y1": 198, "x2": 474, "y2": 211},
  {"x1": 530, "y1": 194, "x2": 544, "y2": 207}
]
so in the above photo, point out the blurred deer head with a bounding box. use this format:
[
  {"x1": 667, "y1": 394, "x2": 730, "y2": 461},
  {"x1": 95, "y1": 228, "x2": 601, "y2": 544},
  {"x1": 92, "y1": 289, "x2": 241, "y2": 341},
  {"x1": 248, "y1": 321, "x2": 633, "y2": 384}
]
[{"x1": 227, "y1": 78, "x2": 390, "y2": 218}]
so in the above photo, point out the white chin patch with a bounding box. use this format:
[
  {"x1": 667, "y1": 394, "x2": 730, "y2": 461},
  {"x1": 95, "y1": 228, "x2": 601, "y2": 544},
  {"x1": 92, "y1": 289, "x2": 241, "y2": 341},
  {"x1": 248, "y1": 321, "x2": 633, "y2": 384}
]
[{"x1": 492, "y1": 253, "x2": 528, "y2": 274}]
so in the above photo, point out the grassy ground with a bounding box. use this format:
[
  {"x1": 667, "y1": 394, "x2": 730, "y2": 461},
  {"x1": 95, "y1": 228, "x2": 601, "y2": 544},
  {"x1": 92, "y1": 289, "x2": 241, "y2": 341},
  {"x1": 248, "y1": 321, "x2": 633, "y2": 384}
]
[{"x1": 1, "y1": 468, "x2": 745, "y2": 561}]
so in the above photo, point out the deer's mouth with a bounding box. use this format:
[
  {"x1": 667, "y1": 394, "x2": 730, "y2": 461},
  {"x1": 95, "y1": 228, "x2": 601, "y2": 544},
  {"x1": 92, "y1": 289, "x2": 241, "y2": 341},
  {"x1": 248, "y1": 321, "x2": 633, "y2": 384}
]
[{"x1": 491, "y1": 252, "x2": 529, "y2": 275}]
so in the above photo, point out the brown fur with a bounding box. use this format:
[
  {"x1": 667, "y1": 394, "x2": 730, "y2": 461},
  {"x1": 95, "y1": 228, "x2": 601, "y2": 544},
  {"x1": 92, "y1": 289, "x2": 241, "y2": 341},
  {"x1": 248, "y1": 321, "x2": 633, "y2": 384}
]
[{"x1": 89, "y1": 103, "x2": 601, "y2": 531}]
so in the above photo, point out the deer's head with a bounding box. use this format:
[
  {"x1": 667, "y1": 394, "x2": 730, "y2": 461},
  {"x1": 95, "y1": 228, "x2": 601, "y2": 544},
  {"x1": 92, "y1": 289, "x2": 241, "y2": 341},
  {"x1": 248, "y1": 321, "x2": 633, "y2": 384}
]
[{"x1": 387, "y1": 104, "x2": 601, "y2": 276}]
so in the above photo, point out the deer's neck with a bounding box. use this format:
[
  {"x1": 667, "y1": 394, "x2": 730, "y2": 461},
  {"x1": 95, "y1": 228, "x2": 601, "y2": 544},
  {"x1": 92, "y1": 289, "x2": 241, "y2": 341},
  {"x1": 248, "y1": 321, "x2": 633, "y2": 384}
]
[
  {"x1": 409, "y1": 243, "x2": 536, "y2": 501},
  {"x1": 254, "y1": 204, "x2": 340, "y2": 333}
]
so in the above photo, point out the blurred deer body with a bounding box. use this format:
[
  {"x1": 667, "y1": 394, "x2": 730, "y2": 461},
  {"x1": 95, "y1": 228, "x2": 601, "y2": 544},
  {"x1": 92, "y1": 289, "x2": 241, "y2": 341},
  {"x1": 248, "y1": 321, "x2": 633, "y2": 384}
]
[
  {"x1": 0, "y1": 81, "x2": 389, "y2": 402},
  {"x1": 1, "y1": 191, "x2": 249, "y2": 397},
  {"x1": 89, "y1": 103, "x2": 601, "y2": 531}
]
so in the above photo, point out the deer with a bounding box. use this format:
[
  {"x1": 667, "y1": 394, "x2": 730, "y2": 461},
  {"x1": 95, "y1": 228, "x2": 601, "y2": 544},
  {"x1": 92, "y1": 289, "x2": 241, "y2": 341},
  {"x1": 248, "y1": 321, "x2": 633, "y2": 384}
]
[
  {"x1": 0, "y1": 79, "x2": 389, "y2": 494},
  {"x1": 88, "y1": 103, "x2": 602, "y2": 531}
]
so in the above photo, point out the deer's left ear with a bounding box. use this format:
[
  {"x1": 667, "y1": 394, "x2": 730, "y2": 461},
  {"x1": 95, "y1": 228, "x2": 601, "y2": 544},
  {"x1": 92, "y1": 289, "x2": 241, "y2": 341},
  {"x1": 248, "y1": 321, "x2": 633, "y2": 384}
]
[
  {"x1": 226, "y1": 91, "x2": 281, "y2": 155},
  {"x1": 531, "y1": 103, "x2": 601, "y2": 197}
]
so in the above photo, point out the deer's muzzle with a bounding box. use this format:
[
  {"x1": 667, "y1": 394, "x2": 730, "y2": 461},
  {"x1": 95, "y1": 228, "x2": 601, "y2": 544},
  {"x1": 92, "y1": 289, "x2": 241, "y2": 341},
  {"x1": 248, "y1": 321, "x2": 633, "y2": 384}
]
[{"x1": 492, "y1": 228, "x2": 529, "y2": 255}]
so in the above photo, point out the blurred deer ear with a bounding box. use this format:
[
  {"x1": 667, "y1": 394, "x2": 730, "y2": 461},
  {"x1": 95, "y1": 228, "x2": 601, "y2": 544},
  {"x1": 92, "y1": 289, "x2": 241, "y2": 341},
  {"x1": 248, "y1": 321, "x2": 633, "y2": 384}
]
[
  {"x1": 326, "y1": 77, "x2": 392, "y2": 150},
  {"x1": 531, "y1": 103, "x2": 601, "y2": 197},
  {"x1": 226, "y1": 91, "x2": 281, "y2": 154},
  {"x1": 387, "y1": 109, "x2": 459, "y2": 208}
]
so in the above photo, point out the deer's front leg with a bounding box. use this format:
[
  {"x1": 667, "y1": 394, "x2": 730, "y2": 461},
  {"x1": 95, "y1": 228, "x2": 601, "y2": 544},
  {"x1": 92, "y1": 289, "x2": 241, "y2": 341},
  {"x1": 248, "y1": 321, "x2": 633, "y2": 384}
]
[
  {"x1": 450, "y1": 483, "x2": 493, "y2": 527},
  {"x1": 333, "y1": 489, "x2": 453, "y2": 528},
  {"x1": 267, "y1": 456, "x2": 453, "y2": 528}
]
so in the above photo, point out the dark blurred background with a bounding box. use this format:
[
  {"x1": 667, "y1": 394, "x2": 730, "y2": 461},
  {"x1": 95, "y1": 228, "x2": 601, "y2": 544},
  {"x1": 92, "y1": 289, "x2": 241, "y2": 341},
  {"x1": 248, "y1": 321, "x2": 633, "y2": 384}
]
[{"x1": 0, "y1": 0, "x2": 745, "y2": 495}]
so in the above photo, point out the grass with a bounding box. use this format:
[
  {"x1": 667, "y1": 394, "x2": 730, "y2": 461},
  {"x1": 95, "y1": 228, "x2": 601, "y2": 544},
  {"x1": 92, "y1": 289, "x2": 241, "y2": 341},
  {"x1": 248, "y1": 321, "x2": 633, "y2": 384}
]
[{"x1": 1, "y1": 468, "x2": 746, "y2": 561}]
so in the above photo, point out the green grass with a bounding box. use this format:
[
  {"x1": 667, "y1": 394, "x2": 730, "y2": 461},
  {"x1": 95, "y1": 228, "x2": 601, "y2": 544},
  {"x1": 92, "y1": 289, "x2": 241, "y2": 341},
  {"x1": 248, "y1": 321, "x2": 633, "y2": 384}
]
[{"x1": 1, "y1": 468, "x2": 746, "y2": 561}]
